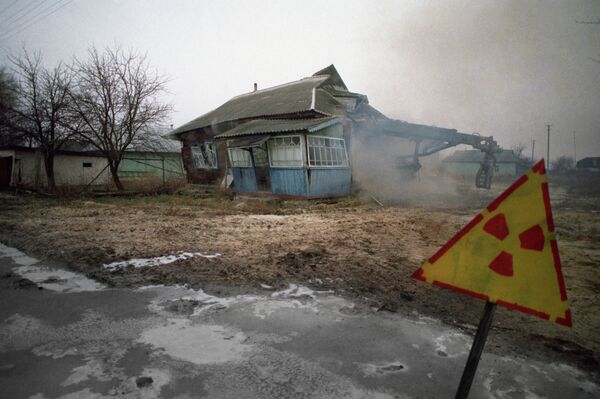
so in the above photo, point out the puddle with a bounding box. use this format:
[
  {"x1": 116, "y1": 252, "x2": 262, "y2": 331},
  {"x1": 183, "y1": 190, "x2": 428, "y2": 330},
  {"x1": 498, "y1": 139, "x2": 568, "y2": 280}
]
[
  {"x1": 103, "y1": 252, "x2": 221, "y2": 271},
  {"x1": 138, "y1": 319, "x2": 252, "y2": 365},
  {"x1": 13, "y1": 265, "x2": 105, "y2": 293}
]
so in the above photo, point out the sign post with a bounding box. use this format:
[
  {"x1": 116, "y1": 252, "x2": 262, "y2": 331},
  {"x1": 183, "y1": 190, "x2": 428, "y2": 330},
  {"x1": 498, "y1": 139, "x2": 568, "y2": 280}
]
[
  {"x1": 411, "y1": 159, "x2": 572, "y2": 397},
  {"x1": 454, "y1": 301, "x2": 496, "y2": 399}
]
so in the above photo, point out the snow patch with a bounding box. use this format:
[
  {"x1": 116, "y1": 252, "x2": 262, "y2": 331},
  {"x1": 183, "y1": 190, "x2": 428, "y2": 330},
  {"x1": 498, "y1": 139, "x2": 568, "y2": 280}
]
[
  {"x1": 357, "y1": 361, "x2": 407, "y2": 377},
  {"x1": 432, "y1": 331, "x2": 470, "y2": 358},
  {"x1": 0, "y1": 242, "x2": 39, "y2": 266},
  {"x1": 14, "y1": 265, "x2": 105, "y2": 292},
  {"x1": 103, "y1": 252, "x2": 221, "y2": 271}
]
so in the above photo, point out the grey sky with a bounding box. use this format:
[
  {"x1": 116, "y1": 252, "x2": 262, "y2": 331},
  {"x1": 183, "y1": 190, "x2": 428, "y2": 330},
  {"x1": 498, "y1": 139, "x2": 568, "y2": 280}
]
[{"x1": 1, "y1": 0, "x2": 599, "y2": 161}]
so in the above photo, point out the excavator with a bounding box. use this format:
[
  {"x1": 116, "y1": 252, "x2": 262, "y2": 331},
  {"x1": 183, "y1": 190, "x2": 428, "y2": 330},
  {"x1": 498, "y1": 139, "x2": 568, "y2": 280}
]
[{"x1": 359, "y1": 119, "x2": 501, "y2": 189}]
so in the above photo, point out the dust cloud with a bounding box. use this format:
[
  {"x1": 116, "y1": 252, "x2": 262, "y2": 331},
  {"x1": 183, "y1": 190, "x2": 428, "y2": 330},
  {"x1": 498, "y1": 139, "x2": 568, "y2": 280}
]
[{"x1": 350, "y1": 127, "x2": 470, "y2": 207}]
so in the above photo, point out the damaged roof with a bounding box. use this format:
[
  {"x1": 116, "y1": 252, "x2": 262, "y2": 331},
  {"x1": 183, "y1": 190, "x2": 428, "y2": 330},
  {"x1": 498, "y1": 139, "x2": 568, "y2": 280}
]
[
  {"x1": 168, "y1": 65, "x2": 353, "y2": 138},
  {"x1": 215, "y1": 117, "x2": 342, "y2": 139}
]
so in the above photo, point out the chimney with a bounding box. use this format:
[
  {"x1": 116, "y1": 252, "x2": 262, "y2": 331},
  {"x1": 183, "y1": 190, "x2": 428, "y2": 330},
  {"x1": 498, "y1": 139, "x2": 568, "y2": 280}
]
[{"x1": 253, "y1": 83, "x2": 258, "y2": 92}]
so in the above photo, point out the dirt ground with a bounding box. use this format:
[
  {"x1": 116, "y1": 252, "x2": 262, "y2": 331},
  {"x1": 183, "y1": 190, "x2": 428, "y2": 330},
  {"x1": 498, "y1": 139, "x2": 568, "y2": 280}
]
[{"x1": 1, "y1": 177, "x2": 599, "y2": 376}]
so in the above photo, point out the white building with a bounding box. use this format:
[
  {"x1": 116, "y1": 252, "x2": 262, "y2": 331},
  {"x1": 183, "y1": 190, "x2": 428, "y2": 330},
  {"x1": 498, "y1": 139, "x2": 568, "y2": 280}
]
[{"x1": 0, "y1": 146, "x2": 111, "y2": 189}]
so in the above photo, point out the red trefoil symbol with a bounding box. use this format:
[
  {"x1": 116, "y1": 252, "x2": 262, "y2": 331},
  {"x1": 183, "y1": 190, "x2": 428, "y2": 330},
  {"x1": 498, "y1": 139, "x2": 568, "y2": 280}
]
[{"x1": 483, "y1": 213, "x2": 545, "y2": 277}]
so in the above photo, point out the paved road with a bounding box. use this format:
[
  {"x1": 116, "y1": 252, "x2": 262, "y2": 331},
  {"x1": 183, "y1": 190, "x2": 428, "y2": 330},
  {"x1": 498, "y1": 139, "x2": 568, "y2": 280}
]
[{"x1": 0, "y1": 243, "x2": 598, "y2": 399}]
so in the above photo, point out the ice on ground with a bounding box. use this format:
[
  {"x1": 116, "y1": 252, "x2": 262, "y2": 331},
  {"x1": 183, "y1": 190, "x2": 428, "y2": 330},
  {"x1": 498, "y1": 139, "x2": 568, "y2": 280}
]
[
  {"x1": 271, "y1": 284, "x2": 333, "y2": 299},
  {"x1": 147, "y1": 284, "x2": 346, "y2": 320},
  {"x1": 103, "y1": 252, "x2": 221, "y2": 271},
  {"x1": 357, "y1": 361, "x2": 407, "y2": 377},
  {"x1": 138, "y1": 319, "x2": 252, "y2": 365},
  {"x1": 0, "y1": 242, "x2": 39, "y2": 266},
  {"x1": 14, "y1": 265, "x2": 105, "y2": 293},
  {"x1": 182, "y1": 289, "x2": 262, "y2": 317},
  {"x1": 0, "y1": 243, "x2": 104, "y2": 292},
  {"x1": 432, "y1": 331, "x2": 470, "y2": 358}
]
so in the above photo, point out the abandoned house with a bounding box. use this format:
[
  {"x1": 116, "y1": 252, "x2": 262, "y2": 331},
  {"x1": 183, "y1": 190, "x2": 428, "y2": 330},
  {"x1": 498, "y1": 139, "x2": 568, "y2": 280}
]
[{"x1": 168, "y1": 65, "x2": 502, "y2": 198}]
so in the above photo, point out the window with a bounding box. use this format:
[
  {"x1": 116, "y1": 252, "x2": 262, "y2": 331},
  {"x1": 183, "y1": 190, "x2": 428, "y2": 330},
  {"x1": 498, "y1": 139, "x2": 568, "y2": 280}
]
[
  {"x1": 228, "y1": 147, "x2": 252, "y2": 167},
  {"x1": 307, "y1": 136, "x2": 348, "y2": 167},
  {"x1": 82, "y1": 162, "x2": 92, "y2": 168},
  {"x1": 252, "y1": 147, "x2": 269, "y2": 167},
  {"x1": 191, "y1": 142, "x2": 218, "y2": 169},
  {"x1": 268, "y1": 135, "x2": 303, "y2": 168}
]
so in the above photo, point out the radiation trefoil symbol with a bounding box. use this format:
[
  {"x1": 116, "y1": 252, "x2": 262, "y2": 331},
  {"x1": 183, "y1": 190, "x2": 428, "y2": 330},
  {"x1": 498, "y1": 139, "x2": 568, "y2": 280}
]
[
  {"x1": 484, "y1": 213, "x2": 546, "y2": 277},
  {"x1": 412, "y1": 160, "x2": 571, "y2": 327}
]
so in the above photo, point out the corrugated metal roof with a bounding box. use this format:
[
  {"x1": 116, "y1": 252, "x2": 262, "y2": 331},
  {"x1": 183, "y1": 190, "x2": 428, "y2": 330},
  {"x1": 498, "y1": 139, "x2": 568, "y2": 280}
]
[
  {"x1": 215, "y1": 117, "x2": 342, "y2": 139},
  {"x1": 227, "y1": 134, "x2": 271, "y2": 148},
  {"x1": 443, "y1": 149, "x2": 521, "y2": 163},
  {"x1": 169, "y1": 75, "x2": 349, "y2": 137}
]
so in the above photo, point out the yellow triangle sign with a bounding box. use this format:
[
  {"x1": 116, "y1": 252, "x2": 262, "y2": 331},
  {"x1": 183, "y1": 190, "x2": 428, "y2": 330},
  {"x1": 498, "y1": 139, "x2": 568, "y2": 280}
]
[{"x1": 412, "y1": 160, "x2": 571, "y2": 327}]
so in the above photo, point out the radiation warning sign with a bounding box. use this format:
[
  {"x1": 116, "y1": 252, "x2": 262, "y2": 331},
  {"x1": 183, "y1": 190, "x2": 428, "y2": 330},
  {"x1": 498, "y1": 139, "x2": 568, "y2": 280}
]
[{"x1": 412, "y1": 160, "x2": 571, "y2": 327}]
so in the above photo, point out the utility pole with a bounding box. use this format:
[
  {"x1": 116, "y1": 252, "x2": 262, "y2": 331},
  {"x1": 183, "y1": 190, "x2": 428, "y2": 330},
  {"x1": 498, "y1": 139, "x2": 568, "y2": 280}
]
[
  {"x1": 573, "y1": 131, "x2": 576, "y2": 162},
  {"x1": 546, "y1": 124, "x2": 552, "y2": 171},
  {"x1": 531, "y1": 139, "x2": 535, "y2": 161}
]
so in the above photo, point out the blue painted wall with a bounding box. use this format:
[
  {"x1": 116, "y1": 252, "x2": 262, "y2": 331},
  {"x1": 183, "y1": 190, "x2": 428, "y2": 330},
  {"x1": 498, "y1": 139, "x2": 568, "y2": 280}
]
[
  {"x1": 234, "y1": 166, "x2": 351, "y2": 198},
  {"x1": 308, "y1": 168, "x2": 351, "y2": 196},
  {"x1": 270, "y1": 168, "x2": 307, "y2": 196},
  {"x1": 232, "y1": 167, "x2": 258, "y2": 192}
]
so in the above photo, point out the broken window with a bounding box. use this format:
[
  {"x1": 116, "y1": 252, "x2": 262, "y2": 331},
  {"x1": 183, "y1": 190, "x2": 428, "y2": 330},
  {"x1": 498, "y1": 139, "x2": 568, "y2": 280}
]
[
  {"x1": 191, "y1": 142, "x2": 218, "y2": 169},
  {"x1": 82, "y1": 162, "x2": 92, "y2": 168},
  {"x1": 268, "y1": 135, "x2": 303, "y2": 168},
  {"x1": 307, "y1": 136, "x2": 348, "y2": 167},
  {"x1": 228, "y1": 147, "x2": 252, "y2": 167},
  {"x1": 252, "y1": 146, "x2": 269, "y2": 167}
]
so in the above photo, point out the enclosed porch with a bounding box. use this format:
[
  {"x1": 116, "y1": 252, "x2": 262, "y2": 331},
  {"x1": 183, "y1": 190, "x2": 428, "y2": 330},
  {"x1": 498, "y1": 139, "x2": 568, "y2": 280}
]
[{"x1": 216, "y1": 117, "x2": 351, "y2": 199}]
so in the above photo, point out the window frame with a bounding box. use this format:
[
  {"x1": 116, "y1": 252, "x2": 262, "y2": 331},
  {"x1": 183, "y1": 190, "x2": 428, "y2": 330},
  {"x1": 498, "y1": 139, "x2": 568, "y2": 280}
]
[
  {"x1": 227, "y1": 147, "x2": 253, "y2": 168},
  {"x1": 306, "y1": 135, "x2": 349, "y2": 168},
  {"x1": 267, "y1": 134, "x2": 305, "y2": 169},
  {"x1": 190, "y1": 141, "x2": 218, "y2": 170}
]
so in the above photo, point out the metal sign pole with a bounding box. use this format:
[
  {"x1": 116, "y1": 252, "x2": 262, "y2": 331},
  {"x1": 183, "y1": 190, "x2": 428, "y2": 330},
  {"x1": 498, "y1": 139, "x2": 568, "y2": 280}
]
[{"x1": 455, "y1": 301, "x2": 497, "y2": 399}]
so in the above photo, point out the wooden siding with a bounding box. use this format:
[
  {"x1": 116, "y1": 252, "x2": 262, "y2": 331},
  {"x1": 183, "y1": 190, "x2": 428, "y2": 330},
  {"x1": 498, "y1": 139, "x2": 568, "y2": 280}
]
[
  {"x1": 270, "y1": 168, "x2": 307, "y2": 196},
  {"x1": 232, "y1": 167, "x2": 258, "y2": 192},
  {"x1": 308, "y1": 168, "x2": 351, "y2": 196}
]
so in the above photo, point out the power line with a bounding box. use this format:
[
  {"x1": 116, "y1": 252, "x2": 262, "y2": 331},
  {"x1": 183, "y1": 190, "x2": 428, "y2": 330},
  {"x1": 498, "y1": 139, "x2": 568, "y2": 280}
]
[
  {"x1": 0, "y1": 0, "x2": 58, "y2": 38},
  {"x1": 0, "y1": 0, "x2": 73, "y2": 42},
  {"x1": 0, "y1": 0, "x2": 43, "y2": 28},
  {"x1": 0, "y1": 0, "x2": 20, "y2": 17}
]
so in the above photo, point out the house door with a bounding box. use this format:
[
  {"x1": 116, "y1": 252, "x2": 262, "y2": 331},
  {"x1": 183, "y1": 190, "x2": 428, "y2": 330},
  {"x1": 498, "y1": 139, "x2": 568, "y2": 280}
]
[
  {"x1": 252, "y1": 146, "x2": 271, "y2": 191},
  {"x1": 0, "y1": 156, "x2": 13, "y2": 188}
]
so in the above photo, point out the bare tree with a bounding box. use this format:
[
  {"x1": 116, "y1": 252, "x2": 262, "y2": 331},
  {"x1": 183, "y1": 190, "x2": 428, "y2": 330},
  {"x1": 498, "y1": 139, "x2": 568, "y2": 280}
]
[
  {"x1": 0, "y1": 66, "x2": 21, "y2": 145},
  {"x1": 551, "y1": 156, "x2": 575, "y2": 174},
  {"x1": 4, "y1": 52, "x2": 74, "y2": 192},
  {"x1": 511, "y1": 142, "x2": 527, "y2": 159},
  {"x1": 69, "y1": 46, "x2": 172, "y2": 190}
]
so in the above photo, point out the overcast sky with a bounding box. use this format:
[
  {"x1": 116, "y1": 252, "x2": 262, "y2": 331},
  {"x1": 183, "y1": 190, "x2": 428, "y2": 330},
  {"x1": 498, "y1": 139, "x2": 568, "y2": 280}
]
[{"x1": 1, "y1": 0, "x2": 599, "y2": 161}]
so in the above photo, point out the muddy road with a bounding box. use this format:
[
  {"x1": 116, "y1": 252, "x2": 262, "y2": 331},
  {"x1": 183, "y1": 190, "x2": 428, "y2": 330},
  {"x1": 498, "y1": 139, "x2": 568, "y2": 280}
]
[
  {"x1": 1, "y1": 244, "x2": 599, "y2": 398},
  {"x1": 0, "y1": 187, "x2": 599, "y2": 377}
]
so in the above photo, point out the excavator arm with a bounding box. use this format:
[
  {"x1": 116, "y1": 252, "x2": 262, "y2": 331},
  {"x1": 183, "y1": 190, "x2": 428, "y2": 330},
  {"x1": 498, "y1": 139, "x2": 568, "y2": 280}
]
[{"x1": 359, "y1": 119, "x2": 501, "y2": 189}]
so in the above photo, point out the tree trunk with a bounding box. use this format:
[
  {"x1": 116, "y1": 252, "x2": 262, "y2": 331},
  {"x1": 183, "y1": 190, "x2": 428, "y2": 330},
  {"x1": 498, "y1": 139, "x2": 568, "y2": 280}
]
[
  {"x1": 108, "y1": 160, "x2": 124, "y2": 191},
  {"x1": 43, "y1": 150, "x2": 56, "y2": 194}
]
